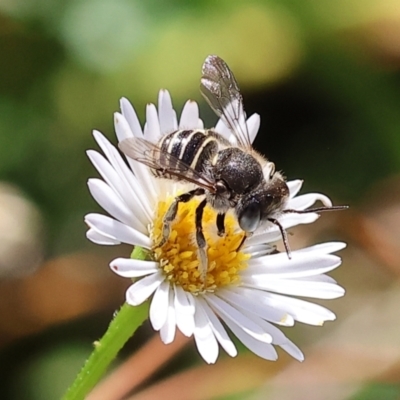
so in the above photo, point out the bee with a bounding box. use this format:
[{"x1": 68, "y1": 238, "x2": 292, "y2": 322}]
[{"x1": 119, "y1": 55, "x2": 346, "y2": 278}]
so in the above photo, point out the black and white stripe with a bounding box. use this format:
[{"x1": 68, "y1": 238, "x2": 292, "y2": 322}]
[{"x1": 158, "y1": 129, "x2": 219, "y2": 174}]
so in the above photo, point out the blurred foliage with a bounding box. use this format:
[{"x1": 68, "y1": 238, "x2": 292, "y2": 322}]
[
  {"x1": 351, "y1": 383, "x2": 400, "y2": 400},
  {"x1": 0, "y1": 0, "x2": 400, "y2": 399}
]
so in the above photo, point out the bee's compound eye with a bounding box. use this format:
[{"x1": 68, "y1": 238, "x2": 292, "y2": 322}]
[{"x1": 238, "y1": 202, "x2": 261, "y2": 233}]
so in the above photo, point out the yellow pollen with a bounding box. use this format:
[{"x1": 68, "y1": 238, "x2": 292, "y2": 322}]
[{"x1": 150, "y1": 196, "x2": 250, "y2": 294}]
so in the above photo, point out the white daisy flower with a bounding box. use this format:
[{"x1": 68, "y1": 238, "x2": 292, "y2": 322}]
[{"x1": 85, "y1": 90, "x2": 345, "y2": 364}]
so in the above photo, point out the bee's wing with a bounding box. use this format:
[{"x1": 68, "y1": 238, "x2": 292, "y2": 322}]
[
  {"x1": 200, "y1": 55, "x2": 252, "y2": 149},
  {"x1": 119, "y1": 137, "x2": 217, "y2": 192}
]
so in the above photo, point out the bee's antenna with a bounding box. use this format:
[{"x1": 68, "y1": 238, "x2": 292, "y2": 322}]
[
  {"x1": 283, "y1": 205, "x2": 348, "y2": 214},
  {"x1": 267, "y1": 218, "x2": 292, "y2": 259}
]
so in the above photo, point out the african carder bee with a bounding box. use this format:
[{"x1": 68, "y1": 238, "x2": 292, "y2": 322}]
[{"x1": 119, "y1": 55, "x2": 346, "y2": 279}]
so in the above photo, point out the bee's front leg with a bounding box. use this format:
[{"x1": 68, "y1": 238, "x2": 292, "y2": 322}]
[
  {"x1": 216, "y1": 213, "x2": 226, "y2": 237},
  {"x1": 267, "y1": 218, "x2": 291, "y2": 259},
  {"x1": 236, "y1": 231, "x2": 252, "y2": 251},
  {"x1": 158, "y1": 188, "x2": 205, "y2": 247}
]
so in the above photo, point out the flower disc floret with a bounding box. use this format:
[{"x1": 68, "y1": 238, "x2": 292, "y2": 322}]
[{"x1": 152, "y1": 196, "x2": 250, "y2": 294}]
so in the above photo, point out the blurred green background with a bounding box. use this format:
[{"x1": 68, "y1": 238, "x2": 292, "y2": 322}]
[{"x1": 1, "y1": 0, "x2": 400, "y2": 399}]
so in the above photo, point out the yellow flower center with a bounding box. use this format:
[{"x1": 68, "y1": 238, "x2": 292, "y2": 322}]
[{"x1": 151, "y1": 196, "x2": 250, "y2": 294}]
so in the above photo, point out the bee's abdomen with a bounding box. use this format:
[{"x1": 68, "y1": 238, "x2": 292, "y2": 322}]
[{"x1": 157, "y1": 129, "x2": 218, "y2": 178}]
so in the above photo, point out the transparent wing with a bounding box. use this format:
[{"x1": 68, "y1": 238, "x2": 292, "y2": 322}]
[
  {"x1": 118, "y1": 137, "x2": 217, "y2": 192},
  {"x1": 200, "y1": 55, "x2": 252, "y2": 149}
]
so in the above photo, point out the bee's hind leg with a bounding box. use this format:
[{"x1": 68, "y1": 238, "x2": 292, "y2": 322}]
[
  {"x1": 158, "y1": 188, "x2": 205, "y2": 247},
  {"x1": 195, "y1": 198, "x2": 208, "y2": 284}
]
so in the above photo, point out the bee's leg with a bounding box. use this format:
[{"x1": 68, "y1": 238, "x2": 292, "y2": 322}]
[
  {"x1": 267, "y1": 218, "x2": 291, "y2": 259},
  {"x1": 195, "y1": 198, "x2": 208, "y2": 283},
  {"x1": 216, "y1": 213, "x2": 226, "y2": 237},
  {"x1": 158, "y1": 188, "x2": 205, "y2": 247},
  {"x1": 236, "y1": 231, "x2": 253, "y2": 251}
]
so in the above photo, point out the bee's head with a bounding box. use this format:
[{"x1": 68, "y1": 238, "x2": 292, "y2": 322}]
[{"x1": 236, "y1": 175, "x2": 289, "y2": 233}]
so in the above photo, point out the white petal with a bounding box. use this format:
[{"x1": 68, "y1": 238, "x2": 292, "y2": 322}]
[
  {"x1": 113, "y1": 112, "x2": 134, "y2": 142},
  {"x1": 86, "y1": 228, "x2": 120, "y2": 245},
  {"x1": 179, "y1": 100, "x2": 199, "y2": 129},
  {"x1": 247, "y1": 213, "x2": 319, "y2": 246},
  {"x1": 193, "y1": 301, "x2": 219, "y2": 364},
  {"x1": 246, "y1": 230, "x2": 282, "y2": 247},
  {"x1": 150, "y1": 280, "x2": 170, "y2": 330},
  {"x1": 242, "y1": 276, "x2": 345, "y2": 299},
  {"x1": 174, "y1": 285, "x2": 195, "y2": 337},
  {"x1": 158, "y1": 90, "x2": 177, "y2": 133},
  {"x1": 243, "y1": 243, "x2": 276, "y2": 258},
  {"x1": 124, "y1": 160, "x2": 157, "y2": 207},
  {"x1": 280, "y1": 342, "x2": 304, "y2": 361},
  {"x1": 236, "y1": 287, "x2": 332, "y2": 325},
  {"x1": 110, "y1": 258, "x2": 159, "y2": 278},
  {"x1": 232, "y1": 287, "x2": 304, "y2": 326},
  {"x1": 247, "y1": 253, "x2": 342, "y2": 279},
  {"x1": 287, "y1": 180, "x2": 303, "y2": 198},
  {"x1": 87, "y1": 179, "x2": 146, "y2": 234},
  {"x1": 287, "y1": 193, "x2": 332, "y2": 210},
  {"x1": 198, "y1": 298, "x2": 237, "y2": 357},
  {"x1": 296, "y1": 242, "x2": 347, "y2": 255},
  {"x1": 197, "y1": 118, "x2": 204, "y2": 129},
  {"x1": 126, "y1": 270, "x2": 164, "y2": 306},
  {"x1": 219, "y1": 314, "x2": 278, "y2": 361},
  {"x1": 144, "y1": 103, "x2": 161, "y2": 143},
  {"x1": 245, "y1": 244, "x2": 273, "y2": 254},
  {"x1": 113, "y1": 114, "x2": 157, "y2": 202},
  {"x1": 92, "y1": 130, "x2": 154, "y2": 220},
  {"x1": 120, "y1": 97, "x2": 143, "y2": 137},
  {"x1": 236, "y1": 308, "x2": 291, "y2": 346},
  {"x1": 235, "y1": 305, "x2": 303, "y2": 360},
  {"x1": 247, "y1": 113, "x2": 260, "y2": 143},
  {"x1": 85, "y1": 213, "x2": 151, "y2": 248},
  {"x1": 280, "y1": 212, "x2": 320, "y2": 227},
  {"x1": 87, "y1": 150, "x2": 149, "y2": 226},
  {"x1": 301, "y1": 274, "x2": 337, "y2": 284},
  {"x1": 217, "y1": 288, "x2": 294, "y2": 327},
  {"x1": 160, "y1": 289, "x2": 176, "y2": 344},
  {"x1": 206, "y1": 294, "x2": 272, "y2": 343},
  {"x1": 215, "y1": 119, "x2": 235, "y2": 143}
]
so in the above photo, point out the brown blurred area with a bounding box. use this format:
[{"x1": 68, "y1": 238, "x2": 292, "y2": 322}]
[
  {"x1": 0, "y1": 184, "x2": 130, "y2": 347},
  {"x1": 0, "y1": 252, "x2": 129, "y2": 347}
]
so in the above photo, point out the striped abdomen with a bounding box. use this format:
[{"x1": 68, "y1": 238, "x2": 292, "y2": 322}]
[{"x1": 156, "y1": 129, "x2": 219, "y2": 179}]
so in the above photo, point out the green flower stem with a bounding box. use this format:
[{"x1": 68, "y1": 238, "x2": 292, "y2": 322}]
[{"x1": 62, "y1": 246, "x2": 150, "y2": 400}]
